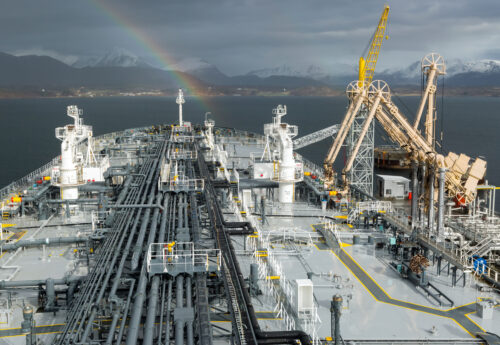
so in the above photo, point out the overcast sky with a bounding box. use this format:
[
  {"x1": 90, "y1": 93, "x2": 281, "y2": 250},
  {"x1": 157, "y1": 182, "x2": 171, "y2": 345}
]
[{"x1": 1, "y1": 0, "x2": 500, "y2": 75}]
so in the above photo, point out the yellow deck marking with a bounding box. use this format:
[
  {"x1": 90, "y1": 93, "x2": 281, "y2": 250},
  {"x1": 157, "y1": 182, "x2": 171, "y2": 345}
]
[{"x1": 314, "y1": 241, "x2": 485, "y2": 337}]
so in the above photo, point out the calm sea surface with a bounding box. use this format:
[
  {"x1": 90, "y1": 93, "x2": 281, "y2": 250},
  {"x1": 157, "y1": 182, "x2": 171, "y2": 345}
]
[{"x1": 0, "y1": 96, "x2": 498, "y2": 198}]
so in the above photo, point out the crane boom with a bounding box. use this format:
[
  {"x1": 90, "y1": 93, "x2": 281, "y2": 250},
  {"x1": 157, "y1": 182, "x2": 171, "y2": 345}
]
[{"x1": 359, "y1": 5, "x2": 390, "y2": 87}]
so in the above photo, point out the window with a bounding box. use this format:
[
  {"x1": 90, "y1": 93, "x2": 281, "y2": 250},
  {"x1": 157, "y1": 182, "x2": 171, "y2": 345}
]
[{"x1": 386, "y1": 189, "x2": 391, "y2": 195}]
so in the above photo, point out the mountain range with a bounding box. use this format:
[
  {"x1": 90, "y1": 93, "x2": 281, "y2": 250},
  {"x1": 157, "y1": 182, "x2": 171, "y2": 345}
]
[{"x1": 3, "y1": 48, "x2": 500, "y2": 96}]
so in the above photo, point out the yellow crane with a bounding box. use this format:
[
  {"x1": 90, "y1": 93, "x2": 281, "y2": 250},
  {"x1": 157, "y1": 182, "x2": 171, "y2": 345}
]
[
  {"x1": 358, "y1": 5, "x2": 390, "y2": 88},
  {"x1": 324, "y1": 5, "x2": 389, "y2": 189}
]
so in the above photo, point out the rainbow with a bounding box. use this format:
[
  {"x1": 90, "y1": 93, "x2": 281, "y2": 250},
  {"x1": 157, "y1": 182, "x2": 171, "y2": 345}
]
[{"x1": 90, "y1": 0, "x2": 205, "y2": 100}]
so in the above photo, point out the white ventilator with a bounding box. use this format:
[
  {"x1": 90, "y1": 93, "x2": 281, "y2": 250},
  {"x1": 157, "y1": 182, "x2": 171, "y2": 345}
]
[
  {"x1": 264, "y1": 105, "x2": 298, "y2": 203},
  {"x1": 53, "y1": 105, "x2": 92, "y2": 200}
]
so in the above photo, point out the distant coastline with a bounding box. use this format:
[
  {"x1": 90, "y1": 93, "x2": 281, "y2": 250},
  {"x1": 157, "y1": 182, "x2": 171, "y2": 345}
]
[{"x1": 1, "y1": 85, "x2": 499, "y2": 99}]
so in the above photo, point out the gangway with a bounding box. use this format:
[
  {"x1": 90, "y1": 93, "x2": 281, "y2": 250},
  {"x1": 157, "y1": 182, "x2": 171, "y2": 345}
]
[{"x1": 293, "y1": 124, "x2": 339, "y2": 150}]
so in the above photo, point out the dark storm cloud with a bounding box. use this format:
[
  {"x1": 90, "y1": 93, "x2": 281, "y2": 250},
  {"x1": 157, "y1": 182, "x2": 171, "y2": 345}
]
[{"x1": 1, "y1": 0, "x2": 499, "y2": 74}]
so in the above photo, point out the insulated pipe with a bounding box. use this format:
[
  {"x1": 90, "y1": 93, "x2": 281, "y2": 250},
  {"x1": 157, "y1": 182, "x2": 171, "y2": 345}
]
[
  {"x1": 437, "y1": 167, "x2": 446, "y2": 238},
  {"x1": 1, "y1": 236, "x2": 88, "y2": 251},
  {"x1": 113, "y1": 175, "x2": 134, "y2": 206},
  {"x1": 122, "y1": 162, "x2": 163, "y2": 345},
  {"x1": 115, "y1": 279, "x2": 136, "y2": 345},
  {"x1": 183, "y1": 195, "x2": 189, "y2": 232},
  {"x1": 185, "y1": 276, "x2": 194, "y2": 345},
  {"x1": 178, "y1": 194, "x2": 184, "y2": 228},
  {"x1": 142, "y1": 191, "x2": 165, "y2": 343},
  {"x1": 81, "y1": 157, "x2": 161, "y2": 343},
  {"x1": 238, "y1": 179, "x2": 279, "y2": 189},
  {"x1": 125, "y1": 268, "x2": 148, "y2": 345},
  {"x1": 331, "y1": 295, "x2": 343, "y2": 345},
  {"x1": 46, "y1": 198, "x2": 101, "y2": 204},
  {"x1": 175, "y1": 275, "x2": 184, "y2": 345},
  {"x1": 157, "y1": 280, "x2": 167, "y2": 345},
  {"x1": 45, "y1": 278, "x2": 56, "y2": 311},
  {"x1": 0, "y1": 276, "x2": 84, "y2": 289},
  {"x1": 66, "y1": 154, "x2": 155, "y2": 341},
  {"x1": 79, "y1": 183, "x2": 114, "y2": 193},
  {"x1": 302, "y1": 177, "x2": 330, "y2": 197},
  {"x1": 163, "y1": 279, "x2": 173, "y2": 345},
  {"x1": 131, "y1": 193, "x2": 163, "y2": 271},
  {"x1": 143, "y1": 276, "x2": 160, "y2": 345}
]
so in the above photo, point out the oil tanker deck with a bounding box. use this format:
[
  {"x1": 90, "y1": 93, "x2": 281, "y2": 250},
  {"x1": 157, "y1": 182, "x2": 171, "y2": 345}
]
[{"x1": 0, "y1": 90, "x2": 498, "y2": 345}]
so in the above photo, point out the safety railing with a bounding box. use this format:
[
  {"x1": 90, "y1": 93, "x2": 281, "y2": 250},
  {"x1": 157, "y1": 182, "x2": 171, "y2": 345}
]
[
  {"x1": 162, "y1": 178, "x2": 204, "y2": 192},
  {"x1": 147, "y1": 242, "x2": 221, "y2": 275}
]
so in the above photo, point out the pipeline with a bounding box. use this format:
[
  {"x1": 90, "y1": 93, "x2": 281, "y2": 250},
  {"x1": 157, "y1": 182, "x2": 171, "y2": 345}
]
[
  {"x1": 125, "y1": 150, "x2": 167, "y2": 344},
  {"x1": 22, "y1": 184, "x2": 54, "y2": 202},
  {"x1": 59, "y1": 144, "x2": 160, "y2": 343},
  {"x1": 79, "y1": 182, "x2": 114, "y2": 193},
  {"x1": 143, "y1": 192, "x2": 171, "y2": 344},
  {"x1": 186, "y1": 275, "x2": 194, "y2": 345},
  {"x1": 481, "y1": 274, "x2": 500, "y2": 290},
  {"x1": 199, "y1": 150, "x2": 311, "y2": 345},
  {"x1": 175, "y1": 275, "x2": 185, "y2": 345},
  {"x1": 0, "y1": 236, "x2": 88, "y2": 251},
  {"x1": 131, "y1": 193, "x2": 163, "y2": 271},
  {"x1": 0, "y1": 276, "x2": 84, "y2": 289},
  {"x1": 143, "y1": 276, "x2": 160, "y2": 345},
  {"x1": 239, "y1": 179, "x2": 279, "y2": 189}
]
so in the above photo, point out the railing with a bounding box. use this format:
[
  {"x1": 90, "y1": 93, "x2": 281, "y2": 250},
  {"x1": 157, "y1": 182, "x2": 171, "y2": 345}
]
[
  {"x1": 163, "y1": 178, "x2": 204, "y2": 192},
  {"x1": 171, "y1": 135, "x2": 195, "y2": 143},
  {"x1": 386, "y1": 210, "x2": 500, "y2": 285},
  {"x1": 0, "y1": 156, "x2": 60, "y2": 200},
  {"x1": 168, "y1": 150, "x2": 198, "y2": 160},
  {"x1": 147, "y1": 242, "x2": 221, "y2": 274},
  {"x1": 0, "y1": 127, "x2": 147, "y2": 200}
]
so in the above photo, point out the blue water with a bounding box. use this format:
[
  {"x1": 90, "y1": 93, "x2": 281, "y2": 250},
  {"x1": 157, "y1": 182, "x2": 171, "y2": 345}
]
[{"x1": 0, "y1": 96, "x2": 498, "y2": 195}]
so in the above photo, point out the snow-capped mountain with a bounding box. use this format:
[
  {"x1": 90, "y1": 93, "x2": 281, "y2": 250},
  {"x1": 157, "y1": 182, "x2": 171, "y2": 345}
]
[
  {"x1": 73, "y1": 48, "x2": 152, "y2": 68},
  {"x1": 379, "y1": 59, "x2": 500, "y2": 84},
  {"x1": 247, "y1": 64, "x2": 331, "y2": 80},
  {"x1": 168, "y1": 57, "x2": 213, "y2": 73},
  {"x1": 168, "y1": 57, "x2": 231, "y2": 84}
]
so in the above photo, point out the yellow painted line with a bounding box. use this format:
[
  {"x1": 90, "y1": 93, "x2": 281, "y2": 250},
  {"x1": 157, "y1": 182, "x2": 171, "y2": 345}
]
[
  {"x1": 347, "y1": 224, "x2": 353, "y2": 228},
  {"x1": 15, "y1": 231, "x2": 26, "y2": 241},
  {"x1": 314, "y1": 243, "x2": 481, "y2": 337},
  {"x1": 340, "y1": 243, "x2": 352, "y2": 248},
  {"x1": 266, "y1": 276, "x2": 280, "y2": 280},
  {"x1": 335, "y1": 215, "x2": 348, "y2": 219},
  {"x1": 0, "y1": 224, "x2": 15, "y2": 228}
]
